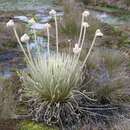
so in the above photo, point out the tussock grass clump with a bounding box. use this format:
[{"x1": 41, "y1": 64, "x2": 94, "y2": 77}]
[
  {"x1": 21, "y1": 53, "x2": 81, "y2": 102},
  {"x1": 84, "y1": 48, "x2": 130, "y2": 104}
]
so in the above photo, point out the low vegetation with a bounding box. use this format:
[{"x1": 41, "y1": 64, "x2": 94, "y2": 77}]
[
  {"x1": 0, "y1": 77, "x2": 16, "y2": 119},
  {"x1": 19, "y1": 121, "x2": 58, "y2": 130},
  {"x1": 7, "y1": 8, "x2": 114, "y2": 129},
  {"x1": 2, "y1": 0, "x2": 130, "y2": 129}
]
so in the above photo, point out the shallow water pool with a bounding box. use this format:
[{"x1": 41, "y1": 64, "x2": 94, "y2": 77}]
[{"x1": 0, "y1": 0, "x2": 53, "y2": 11}]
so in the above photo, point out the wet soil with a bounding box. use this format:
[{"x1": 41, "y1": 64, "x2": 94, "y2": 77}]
[{"x1": 0, "y1": 120, "x2": 18, "y2": 130}]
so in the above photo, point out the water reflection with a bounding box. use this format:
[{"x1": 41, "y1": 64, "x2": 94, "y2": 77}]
[
  {"x1": 90, "y1": 10, "x2": 130, "y2": 26},
  {"x1": 0, "y1": 36, "x2": 50, "y2": 79},
  {"x1": 0, "y1": 0, "x2": 53, "y2": 11}
]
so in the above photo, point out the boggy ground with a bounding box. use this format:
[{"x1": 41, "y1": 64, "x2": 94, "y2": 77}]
[{"x1": 0, "y1": 120, "x2": 18, "y2": 130}]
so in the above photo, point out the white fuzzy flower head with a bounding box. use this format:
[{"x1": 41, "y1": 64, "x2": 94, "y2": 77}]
[
  {"x1": 28, "y1": 18, "x2": 36, "y2": 25},
  {"x1": 44, "y1": 23, "x2": 51, "y2": 29},
  {"x1": 21, "y1": 34, "x2": 30, "y2": 43},
  {"x1": 49, "y1": 9, "x2": 56, "y2": 16},
  {"x1": 95, "y1": 29, "x2": 103, "y2": 37},
  {"x1": 73, "y1": 44, "x2": 81, "y2": 54},
  {"x1": 6, "y1": 19, "x2": 15, "y2": 27},
  {"x1": 82, "y1": 10, "x2": 90, "y2": 17},
  {"x1": 35, "y1": 82, "x2": 39, "y2": 85},
  {"x1": 68, "y1": 39, "x2": 71, "y2": 42},
  {"x1": 82, "y1": 22, "x2": 90, "y2": 28}
]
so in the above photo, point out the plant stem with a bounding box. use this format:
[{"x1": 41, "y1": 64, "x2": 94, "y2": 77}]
[
  {"x1": 67, "y1": 24, "x2": 87, "y2": 82},
  {"x1": 47, "y1": 27, "x2": 50, "y2": 57},
  {"x1": 78, "y1": 16, "x2": 84, "y2": 46},
  {"x1": 80, "y1": 27, "x2": 87, "y2": 49},
  {"x1": 71, "y1": 26, "x2": 87, "y2": 78},
  {"x1": 77, "y1": 26, "x2": 87, "y2": 61},
  {"x1": 27, "y1": 42, "x2": 33, "y2": 63},
  {"x1": 81, "y1": 35, "x2": 97, "y2": 68},
  {"x1": 33, "y1": 29, "x2": 37, "y2": 44},
  {"x1": 13, "y1": 27, "x2": 30, "y2": 63},
  {"x1": 33, "y1": 29, "x2": 40, "y2": 55},
  {"x1": 54, "y1": 15, "x2": 59, "y2": 56}
]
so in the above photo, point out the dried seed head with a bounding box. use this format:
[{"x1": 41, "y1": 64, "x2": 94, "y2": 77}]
[
  {"x1": 44, "y1": 23, "x2": 51, "y2": 28},
  {"x1": 49, "y1": 9, "x2": 57, "y2": 16},
  {"x1": 28, "y1": 18, "x2": 36, "y2": 25},
  {"x1": 82, "y1": 10, "x2": 90, "y2": 17},
  {"x1": 6, "y1": 19, "x2": 15, "y2": 27},
  {"x1": 73, "y1": 44, "x2": 81, "y2": 54},
  {"x1": 21, "y1": 34, "x2": 30, "y2": 43},
  {"x1": 95, "y1": 29, "x2": 103, "y2": 37}
]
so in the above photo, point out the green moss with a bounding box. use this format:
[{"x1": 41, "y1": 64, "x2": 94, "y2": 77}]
[
  {"x1": 0, "y1": 76, "x2": 5, "y2": 81},
  {"x1": 19, "y1": 121, "x2": 58, "y2": 130},
  {"x1": 16, "y1": 103, "x2": 28, "y2": 115},
  {"x1": 92, "y1": 6, "x2": 121, "y2": 13},
  {"x1": 119, "y1": 14, "x2": 130, "y2": 21},
  {"x1": 90, "y1": 5, "x2": 130, "y2": 15}
]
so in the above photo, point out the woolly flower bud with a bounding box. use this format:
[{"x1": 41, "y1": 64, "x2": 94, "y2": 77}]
[
  {"x1": 49, "y1": 9, "x2": 56, "y2": 16},
  {"x1": 95, "y1": 29, "x2": 103, "y2": 37},
  {"x1": 35, "y1": 82, "x2": 39, "y2": 85},
  {"x1": 28, "y1": 18, "x2": 36, "y2": 25},
  {"x1": 21, "y1": 34, "x2": 30, "y2": 43},
  {"x1": 44, "y1": 23, "x2": 51, "y2": 28},
  {"x1": 6, "y1": 20, "x2": 15, "y2": 27},
  {"x1": 73, "y1": 44, "x2": 81, "y2": 54},
  {"x1": 82, "y1": 10, "x2": 90, "y2": 17},
  {"x1": 68, "y1": 39, "x2": 71, "y2": 42},
  {"x1": 82, "y1": 22, "x2": 90, "y2": 28}
]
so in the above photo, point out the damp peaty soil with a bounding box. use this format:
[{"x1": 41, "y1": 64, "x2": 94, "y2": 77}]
[{"x1": 0, "y1": 120, "x2": 18, "y2": 130}]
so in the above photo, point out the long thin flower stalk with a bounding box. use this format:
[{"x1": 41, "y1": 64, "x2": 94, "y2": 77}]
[
  {"x1": 26, "y1": 42, "x2": 33, "y2": 63},
  {"x1": 71, "y1": 23, "x2": 88, "y2": 78},
  {"x1": 77, "y1": 24, "x2": 87, "y2": 61},
  {"x1": 80, "y1": 27, "x2": 87, "y2": 49},
  {"x1": 78, "y1": 11, "x2": 89, "y2": 46},
  {"x1": 13, "y1": 27, "x2": 30, "y2": 63},
  {"x1": 78, "y1": 16, "x2": 84, "y2": 46},
  {"x1": 47, "y1": 26, "x2": 50, "y2": 57},
  {"x1": 72, "y1": 25, "x2": 88, "y2": 82},
  {"x1": 33, "y1": 29, "x2": 37, "y2": 44},
  {"x1": 67, "y1": 23, "x2": 88, "y2": 82},
  {"x1": 54, "y1": 15, "x2": 59, "y2": 56},
  {"x1": 33, "y1": 29, "x2": 41, "y2": 55},
  {"x1": 81, "y1": 34, "x2": 97, "y2": 68}
]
